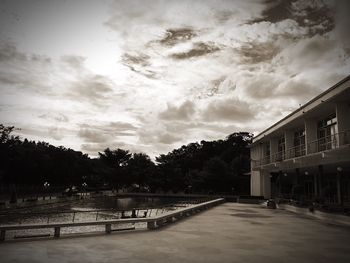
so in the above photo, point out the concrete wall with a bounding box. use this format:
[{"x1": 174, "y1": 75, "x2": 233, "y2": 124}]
[
  {"x1": 250, "y1": 145, "x2": 261, "y2": 162},
  {"x1": 250, "y1": 170, "x2": 271, "y2": 199},
  {"x1": 261, "y1": 172, "x2": 271, "y2": 199},
  {"x1": 250, "y1": 170, "x2": 261, "y2": 197}
]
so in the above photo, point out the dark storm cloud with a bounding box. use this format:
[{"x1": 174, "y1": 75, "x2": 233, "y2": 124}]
[
  {"x1": 121, "y1": 52, "x2": 158, "y2": 79},
  {"x1": 122, "y1": 52, "x2": 150, "y2": 67},
  {"x1": 215, "y1": 10, "x2": 237, "y2": 23},
  {"x1": 81, "y1": 141, "x2": 128, "y2": 155},
  {"x1": 170, "y1": 42, "x2": 220, "y2": 60},
  {"x1": 0, "y1": 42, "x2": 26, "y2": 62},
  {"x1": 137, "y1": 127, "x2": 182, "y2": 145},
  {"x1": 334, "y1": 0, "x2": 350, "y2": 54},
  {"x1": 48, "y1": 126, "x2": 64, "y2": 140},
  {"x1": 78, "y1": 122, "x2": 137, "y2": 143},
  {"x1": 0, "y1": 42, "x2": 53, "y2": 95},
  {"x1": 159, "y1": 100, "x2": 195, "y2": 121},
  {"x1": 237, "y1": 41, "x2": 280, "y2": 64},
  {"x1": 243, "y1": 75, "x2": 280, "y2": 99},
  {"x1": 158, "y1": 133, "x2": 181, "y2": 144},
  {"x1": 251, "y1": 0, "x2": 334, "y2": 36},
  {"x1": 0, "y1": 42, "x2": 51, "y2": 64},
  {"x1": 159, "y1": 28, "x2": 197, "y2": 46},
  {"x1": 78, "y1": 129, "x2": 110, "y2": 143},
  {"x1": 39, "y1": 113, "x2": 69, "y2": 123},
  {"x1": 202, "y1": 98, "x2": 255, "y2": 122},
  {"x1": 66, "y1": 75, "x2": 114, "y2": 107},
  {"x1": 18, "y1": 125, "x2": 69, "y2": 141},
  {"x1": 164, "y1": 121, "x2": 238, "y2": 135},
  {"x1": 243, "y1": 74, "x2": 321, "y2": 100},
  {"x1": 61, "y1": 55, "x2": 86, "y2": 69}
]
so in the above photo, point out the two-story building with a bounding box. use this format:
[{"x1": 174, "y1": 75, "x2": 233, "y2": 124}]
[{"x1": 250, "y1": 75, "x2": 350, "y2": 205}]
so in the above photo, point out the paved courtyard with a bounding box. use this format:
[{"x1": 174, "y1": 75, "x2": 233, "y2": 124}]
[{"x1": 0, "y1": 202, "x2": 350, "y2": 263}]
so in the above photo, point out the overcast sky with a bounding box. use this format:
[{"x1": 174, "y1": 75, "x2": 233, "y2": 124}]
[{"x1": 0, "y1": 0, "x2": 349, "y2": 158}]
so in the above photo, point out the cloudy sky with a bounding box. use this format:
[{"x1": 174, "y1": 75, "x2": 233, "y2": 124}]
[{"x1": 0, "y1": 0, "x2": 349, "y2": 158}]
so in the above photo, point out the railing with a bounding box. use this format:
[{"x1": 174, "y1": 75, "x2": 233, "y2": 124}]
[
  {"x1": 0, "y1": 199, "x2": 211, "y2": 225},
  {"x1": 0, "y1": 198, "x2": 225, "y2": 241},
  {"x1": 307, "y1": 130, "x2": 350, "y2": 154},
  {"x1": 287, "y1": 144, "x2": 306, "y2": 159},
  {"x1": 254, "y1": 130, "x2": 350, "y2": 167}
]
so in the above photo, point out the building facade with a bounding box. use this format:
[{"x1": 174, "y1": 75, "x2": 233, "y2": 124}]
[{"x1": 250, "y1": 76, "x2": 350, "y2": 205}]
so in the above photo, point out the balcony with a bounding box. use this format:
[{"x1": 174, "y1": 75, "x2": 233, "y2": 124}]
[
  {"x1": 253, "y1": 130, "x2": 350, "y2": 168},
  {"x1": 307, "y1": 130, "x2": 350, "y2": 154}
]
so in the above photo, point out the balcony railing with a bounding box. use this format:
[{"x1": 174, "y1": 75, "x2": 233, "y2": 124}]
[
  {"x1": 307, "y1": 130, "x2": 350, "y2": 154},
  {"x1": 253, "y1": 130, "x2": 350, "y2": 167}
]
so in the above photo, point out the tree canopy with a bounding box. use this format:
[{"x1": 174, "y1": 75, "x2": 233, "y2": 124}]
[{"x1": 0, "y1": 124, "x2": 252, "y2": 195}]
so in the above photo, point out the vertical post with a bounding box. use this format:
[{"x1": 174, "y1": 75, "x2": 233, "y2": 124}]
[
  {"x1": 295, "y1": 168, "x2": 300, "y2": 185},
  {"x1": 54, "y1": 227, "x2": 60, "y2": 238},
  {"x1": 278, "y1": 171, "x2": 282, "y2": 197},
  {"x1": 313, "y1": 173, "x2": 318, "y2": 197},
  {"x1": 72, "y1": 212, "x2": 76, "y2": 222},
  {"x1": 0, "y1": 230, "x2": 5, "y2": 241},
  {"x1": 318, "y1": 165, "x2": 323, "y2": 197},
  {"x1": 336, "y1": 168, "x2": 343, "y2": 206},
  {"x1": 96, "y1": 212, "x2": 99, "y2": 221},
  {"x1": 105, "y1": 224, "x2": 112, "y2": 234}
]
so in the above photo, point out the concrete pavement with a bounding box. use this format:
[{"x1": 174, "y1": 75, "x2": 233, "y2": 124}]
[{"x1": 0, "y1": 202, "x2": 349, "y2": 263}]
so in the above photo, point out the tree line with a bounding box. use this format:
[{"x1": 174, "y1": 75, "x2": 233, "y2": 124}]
[{"x1": 0, "y1": 124, "x2": 252, "y2": 196}]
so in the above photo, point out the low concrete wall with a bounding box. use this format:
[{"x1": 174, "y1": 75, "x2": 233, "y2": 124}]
[{"x1": 279, "y1": 204, "x2": 350, "y2": 227}]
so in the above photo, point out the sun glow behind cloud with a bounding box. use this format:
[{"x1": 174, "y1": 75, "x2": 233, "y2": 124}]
[{"x1": 0, "y1": 0, "x2": 349, "y2": 158}]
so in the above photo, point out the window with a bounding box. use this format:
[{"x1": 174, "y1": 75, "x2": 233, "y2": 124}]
[
  {"x1": 263, "y1": 143, "x2": 270, "y2": 164},
  {"x1": 293, "y1": 128, "x2": 305, "y2": 157},
  {"x1": 265, "y1": 143, "x2": 270, "y2": 157},
  {"x1": 317, "y1": 113, "x2": 338, "y2": 151},
  {"x1": 277, "y1": 136, "x2": 285, "y2": 161}
]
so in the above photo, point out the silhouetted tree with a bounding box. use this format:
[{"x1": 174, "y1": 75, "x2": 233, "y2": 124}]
[
  {"x1": 0, "y1": 124, "x2": 252, "y2": 196},
  {"x1": 98, "y1": 148, "x2": 131, "y2": 189}
]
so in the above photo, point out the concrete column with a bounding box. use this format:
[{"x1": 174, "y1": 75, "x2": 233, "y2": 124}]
[
  {"x1": 0, "y1": 230, "x2": 5, "y2": 241},
  {"x1": 251, "y1": 170, "x2": 261, "y2": 196},
  {"x1": 285, "y1": 130, "x2": 294, "y2": 159},
  {"x1": 251, "y1": 170, "x2": 271, "y2": 199},
  {"x1": 261, "y1": 172, "x2": 271, "y2": 199},
  {"x1": 105, "y1": 224, "x2": 112, "y2": 234},
  {"x1": 305, "y1": 118, "x2": 317, "y2": 154},
  {"x1": 250, "y1": 144, "x2": 261, "y2": 168},
  {"x1": 336, "y1": 102, "x2": 350, "y2": 145},
  {"x1": 54, "y1": 227, "x2": 60, "y2": 238},
  {"x1": 336, "y1": 102, "x2": 350, "y2": 132}
]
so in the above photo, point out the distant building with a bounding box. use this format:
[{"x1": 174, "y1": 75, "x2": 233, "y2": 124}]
[{"x1": 250, "y1": 76, "x2": 350, "y2": 204}]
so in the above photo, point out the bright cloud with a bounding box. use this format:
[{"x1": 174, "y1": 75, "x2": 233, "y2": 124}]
[{"x1": 0, "y1": 0, "x2": 349, "y2": 158}]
